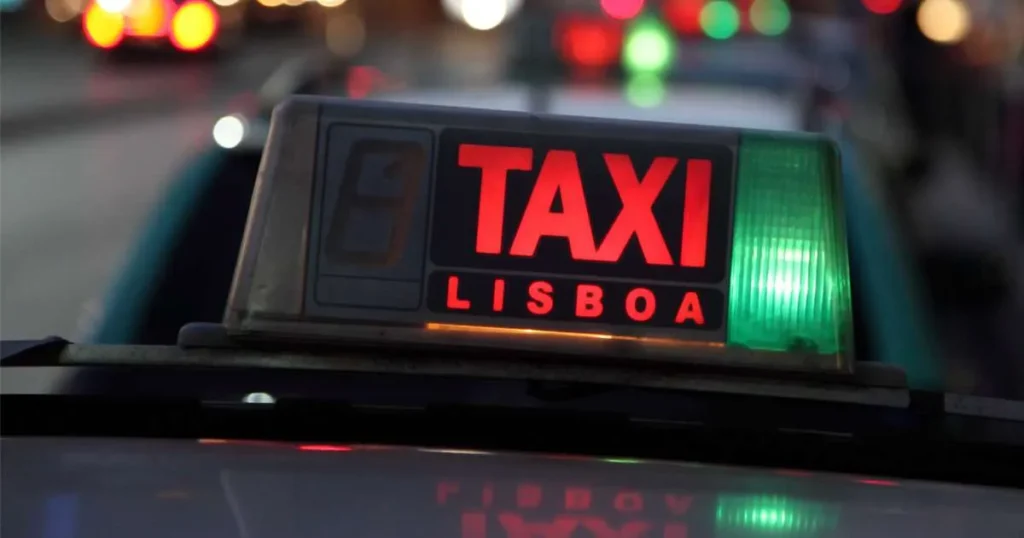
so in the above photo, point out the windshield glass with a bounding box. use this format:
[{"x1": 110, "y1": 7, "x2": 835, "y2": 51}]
[{"x1": 1, "y1": 0, "x2": 1023, "y2": 398}]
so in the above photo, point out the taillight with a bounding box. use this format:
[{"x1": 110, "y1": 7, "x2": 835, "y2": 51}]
[
  {"x1": 170, "y1": 0, "x2": 218, "y2": 51},
  {"x1": 557, "y1": 16, "x2": 622, "y2": 68},
  {"x1": 83, "y1": 2, "x2": 125, "y2": 48}
]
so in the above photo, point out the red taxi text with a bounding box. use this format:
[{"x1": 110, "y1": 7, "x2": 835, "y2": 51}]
[
  {"x1": 458, "y1": 144, "x2": 712, "y2": 268},
  {"x1": 443, "y1": 275, "x2": 705, "y2": 326},
  {"x1": 437, "y1": 481, "x2": 694, "y2": 538}
]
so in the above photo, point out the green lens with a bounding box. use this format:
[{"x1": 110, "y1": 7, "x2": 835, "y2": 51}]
[{"x1": 726, "y1": 134, "x2": 852, "y2": 357}]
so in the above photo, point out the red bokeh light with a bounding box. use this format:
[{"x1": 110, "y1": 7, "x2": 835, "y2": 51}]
[
  {"x1": 663, "y1": 0, "x2": 704, "y2": 34},
  {"x1": 862, "y1": 0, "x2": 901, "y2": 15},
  {"x1": 600, "y1": 0, "x2": 645, "y2": 20},
  {"x1": 558, "y1": 17, "x2": 622, "y2": 68}
]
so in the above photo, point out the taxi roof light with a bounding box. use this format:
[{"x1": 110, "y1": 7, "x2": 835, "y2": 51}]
[
  {"x1": 728, "y1": 135, "x2": 851, "y2": 357},
  {"x1": 225, "y1": 97, "x2": 853, "y2": 374}
]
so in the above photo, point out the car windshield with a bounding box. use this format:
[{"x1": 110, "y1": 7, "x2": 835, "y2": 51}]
[{"x1": 1, "y1": 1, "x2": 1023, "y2": 392}]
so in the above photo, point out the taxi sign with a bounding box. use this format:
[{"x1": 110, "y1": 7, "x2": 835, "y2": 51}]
[{"x1": 226, "y1": 97, "x2": 853, "y2": 372}]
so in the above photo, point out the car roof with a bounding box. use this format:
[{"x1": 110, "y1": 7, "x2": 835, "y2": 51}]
[{"x1": 372, "y1": 83, "x2": 805, "y2": 132}]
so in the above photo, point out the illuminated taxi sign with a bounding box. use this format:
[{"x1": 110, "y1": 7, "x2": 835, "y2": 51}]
[
  {"x1": 226, "y1": 97, "x2": 853, "y2": 372},
  {"x1": 428, "y1": 130, "x2": 731, "y2": 336}
]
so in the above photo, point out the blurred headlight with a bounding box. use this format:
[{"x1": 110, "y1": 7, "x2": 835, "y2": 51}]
[{"x1": 213, "y1": 115, "x2": 246, "y2": 149}]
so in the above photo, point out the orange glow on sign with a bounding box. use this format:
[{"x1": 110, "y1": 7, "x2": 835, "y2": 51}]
[
  {"x1": 83, "y1": 3, "x2": 125, "y2": 48},
  {"x1": 170, "y1": 0, "x2": 217, "y2": 51},
  {"x1": 425, "y1": 323, "x2": 724, "y2": 348}
]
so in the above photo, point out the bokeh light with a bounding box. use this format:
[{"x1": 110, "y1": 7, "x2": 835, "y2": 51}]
[
  {"x1": 46, "y1": 0, "x2": 85, "y2": 22},
  {"x1": 95, "y1": 0, "x2": 130, "y2": 14},
  {"x1": 460, "y1": 0, "x2": 508, "y2": 31},
  {"x1": 750, "y1": 0, "x2": 790, "y2": 36},
  {"x1": 213, "y1": 115, "x2": 246, "y2": 149},
  {"x1": 170, "y1": 1, "x2": 218, "y2": 51},
  {"x1": 127, "y1": 0, "x2": 165, "y2": 37},
  {"x1": 560, "y1": 19, "x2": 619, "y2": 68},
  {"x1": 325, "y1": 12, "x2": 365, "y2": 57},
  {"x1": 83, "y1": 3, "x2": 125, "y2": 48},
  {"x1": 601, "y1": 0, "x2": 644, "y2": 20},
  {"x1": 917, "y1": 0, "x2": 971, "y2": 44},
  {"x1": 862, "y1": 0, "x2": 901, "y2": 15},
  {"x1": 700, "y1": 0, "x2": 740, "y2": 40},
  {"x1": 625, "y1": 73, "x2": 666, "y2": 108},
  {"x1": 623, "y1": 17, "x2": 675, "y2": 74},
  {"x1": 663, "y1": 0, "x2": 705, "y2": 35}
]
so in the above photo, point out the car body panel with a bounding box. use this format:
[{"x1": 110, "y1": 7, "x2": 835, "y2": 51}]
[{"x1": 3, "y1": 437, "x2": 1024, "y2": 538}]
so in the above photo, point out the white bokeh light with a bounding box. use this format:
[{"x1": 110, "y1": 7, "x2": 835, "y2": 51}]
[
  {"x1": 461, "y1": 0, "x2": 508, "y2": 31},
  {"x1": 917, "y1": 0, "x2": 972, "y2": 44},
  {"x1": 96, "y1": 0, "x2": 131, "y2": 13},
  {"x1": 212, "y1": 115, "x2": 246, "y2": 149}
]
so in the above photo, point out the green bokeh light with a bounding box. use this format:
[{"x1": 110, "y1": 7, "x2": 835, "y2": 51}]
[
  {"x1": 625, "y1": 73, "x2": 666, "y2": 108},
  {"x1": 700, "y1": 0, "x2": 740, "y2": 40},
  {"x1": 750, "y1": 0, "x2": 791, "y2": 36},
  {"x1": 623, "y1": 17, "x2": 675, "y2": 74}
]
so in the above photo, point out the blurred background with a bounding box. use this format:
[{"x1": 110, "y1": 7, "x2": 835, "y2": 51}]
[{"x1": 0, "y1": 0, "x2": 1022, "y2": 395}]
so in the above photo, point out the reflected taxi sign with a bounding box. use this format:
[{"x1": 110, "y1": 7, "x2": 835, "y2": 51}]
[{"x1": 226, "y1": 96, "x2": 853, "y2": 372}]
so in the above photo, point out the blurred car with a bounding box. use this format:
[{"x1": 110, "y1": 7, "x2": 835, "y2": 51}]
[{"x1": 81, "y1": 0, "x2": 245, "y2": 57}]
